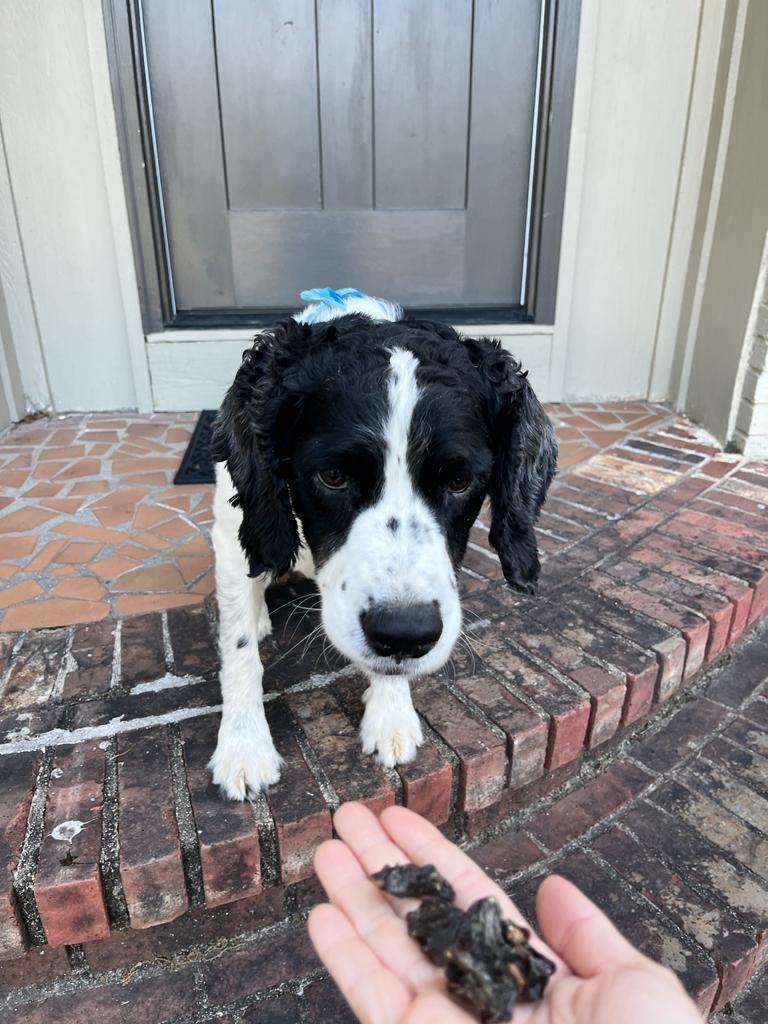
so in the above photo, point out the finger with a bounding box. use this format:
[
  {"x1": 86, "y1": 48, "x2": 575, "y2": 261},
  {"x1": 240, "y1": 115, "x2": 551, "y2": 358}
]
[
  {"x1": 308, "y1": 903, "x2": 412, "y2": 1024},
  {"x1": 536, "y1": 875, "x2": 644, "y2": 978},
  {"x1": 380, "y1": 806, "x2": 566, "y2": 973},
  {"x1": 379, "y1": 806, "x2": 522, "y2": 916},
  {"x1": 333, "y1": 802, "x2": 419, "y2": 907},
  {"x1": 314, "y1": 838, "x2": 438, "y2": 990}
]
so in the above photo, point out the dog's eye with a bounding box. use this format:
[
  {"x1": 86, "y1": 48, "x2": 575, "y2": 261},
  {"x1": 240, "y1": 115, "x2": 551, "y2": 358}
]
[
  {"x1": 445, "y1": 471, "x2": 471, "y2": 495},
  {"x1": 317, "y1": 467, "x2": 348, "y2": 490}
]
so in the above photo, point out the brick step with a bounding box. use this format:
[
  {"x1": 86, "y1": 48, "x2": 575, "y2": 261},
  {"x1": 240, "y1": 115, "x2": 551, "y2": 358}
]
[
  {"x1": 0, "y1": 435, "x2": 766, "y2": 1019},
  {"x1": 0, "y1": 623, "x2": 765, "y2": 1022}
]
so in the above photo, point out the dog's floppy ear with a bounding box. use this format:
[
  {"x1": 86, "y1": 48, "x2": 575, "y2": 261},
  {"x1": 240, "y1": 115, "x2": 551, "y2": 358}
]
[
  {"x1": 464, "y1": 337, "x2": 557, "y2": 594},
  {"x1": 211, "y1": 321, "x2": 306, "y2": 579}
]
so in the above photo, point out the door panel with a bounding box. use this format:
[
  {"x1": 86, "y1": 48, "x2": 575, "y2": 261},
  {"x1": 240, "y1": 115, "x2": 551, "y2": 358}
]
[
  {"x1": 230, "y1": 209, "x2": 465, "y2": 305},
  {"x1": 373, "y1": 0, "x2": 473, "y2": 210},
  {"x1": 140, "y1": 0, "x2": 543, "y2": 312},
  {"x1": 464, "y1": 0, "x2": 543, "y2": 302},
  {"x1": 214, "y1": 0, "x2": 322, "y2": 210},
  {"x1": 317, "y1": 0, "x2": 373, "y2": 210},
  {"x1": 141, "y1": 0, "x2": 235, "y2": 308}
]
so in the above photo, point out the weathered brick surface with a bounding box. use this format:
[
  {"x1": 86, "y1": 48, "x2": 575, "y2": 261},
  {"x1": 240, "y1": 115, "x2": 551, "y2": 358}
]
[
  {"x1": 2, "y1": 630, "x2": 68, "y2": 709},
  {"x1": 504, "y1": 620, "x2": 625, "y2": 748},
  {"x1": 509, "y1": 849, "x2": 720, "y2": 1011},
  {"x1": 567, "y1": 584, "x2": 686, "y2": 701},
  {"x1": 723, "y1": 715, "x2": 768, "y2": 757},
  {"x1": 0, "y1": 752, "x2": 41, "y2": 958},
  {"x1": 526, "y1": 760, "x2": 651, "y2": 850},
  {"x1": 120, "y1": 613, "x2": 165, "y2": 686},
  {"x1": 681, "y1": 759, "x2": 768, "y2": 837},
  {"x1": 35, "y1": 742, "x2": 110, "y2": 946},
  {"x1": 584, "y1": 570, "x2": 709, "y2": 680},
  {"x1": 180, "y1": 717, "x2": 261, "y2": 906},
  {"x1": 720, "y1": 966, "x2": 768, "y2": 1023},
  {"x1": 166, "y1": 605, "x2": 217, "y2": 677},
  {"x1": 632, "y1": 697, "x2": 727, "y2": 773},
  {"x1": 265, "y1": 699, "x2": 332, "y2": 883},
  {"x1": 83, "y1": 886, "x2": 284, "y2": 973},
  {"x1": 483, "y1": 643, "x2": 591, "y2": 770},
  {"x1": 412, "y1": 677, "x2": 507, "y2": 811},
  {"x1": 620, "y1": 547, "x2": 745, "y2": 654},
  {"x1": 645, "y1": 777, "x2": 768, "y2": 883},
  {"x1": 3, "y1": 967, "x2": 199, "y2": 1024},
  {"x1": 529, "y1": 602, "x2": 659, "y2": 725},
  {"x1": 298, "y1": 976, "x2": 356, "y2": 1024},
  {"x1": 706, "y1": 634, "x2": 768, "y2": 708},
  {"x1": 653, "y1": 524, "x2": 768, "y2": 625},
  {"x1": 118, "y1": 728, "x2": 188, "y2": 929},
  {"x1": 68, "y1": 678, "x2": 221, "y2": 732},
  {"x1": 700, "y1": 736, "x2": 768, "y2": 799},
  {"x1": 1, "y1": 424, "x2": 768, "y2": 1015},
  {"x1": 621, "y1": 801, "x2": 768, "y2": 935},
  {"x1": 0, "y1": 944, "x2": 70, "y2": 989},
  {"x1": 287, "y1": 688, "x2": 395, "y2": 815},
  {"x1": 200, "y1": 924, "x2": 318, "y2": 1005},
  {"x1": 62, "y1": 620, "x2": 116, "y2": 697},
  {"x1": 630, "y1": 539, "x2": 753, "y2": 645},
  {"x1": 592, "y1": 826, "x2": 759, "y2": 1009},
  {"x1": 470, "y1": 831, "x2": 545, "y2": 883},
  {"x1": 394, "y1": 736, "x2": 453, "y2": 825},
  {"x1": 451, "y1": 672, "x2": 548, "y2": 790}
]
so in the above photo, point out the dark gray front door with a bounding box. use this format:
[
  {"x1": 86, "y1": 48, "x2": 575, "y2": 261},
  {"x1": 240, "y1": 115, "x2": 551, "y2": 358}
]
[{"x1": 139, "y1": 0, "x2": 543, "y2": 312}]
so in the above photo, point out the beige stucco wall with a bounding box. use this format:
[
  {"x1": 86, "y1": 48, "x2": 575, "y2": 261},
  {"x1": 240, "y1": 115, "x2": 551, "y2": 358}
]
[
  {"x1": 732, "y1": 242, "x2": 768, "y2": 455},
  {"x1": 676, "y1": 0, "x2": 768, "y2": 449},
  {"x1": 555, "y1": 0, "x2": 706, "y2": 400},
  {"x1": 0, "y1": 0, "x2": 150, "y2": 414},
  {"x1": 0, "y1": 0, "x2": 763, "y2": 424}
]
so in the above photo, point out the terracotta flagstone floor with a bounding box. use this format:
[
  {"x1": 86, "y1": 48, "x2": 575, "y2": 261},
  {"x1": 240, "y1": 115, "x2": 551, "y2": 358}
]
[{"x1": 0, "y1": 402, "x2": 672, "y2": 631}]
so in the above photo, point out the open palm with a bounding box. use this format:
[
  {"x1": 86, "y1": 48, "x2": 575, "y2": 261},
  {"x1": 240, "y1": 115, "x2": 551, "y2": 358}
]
[{"x1": 308, "y1": 802, "x2": 702, "y2": 1024}]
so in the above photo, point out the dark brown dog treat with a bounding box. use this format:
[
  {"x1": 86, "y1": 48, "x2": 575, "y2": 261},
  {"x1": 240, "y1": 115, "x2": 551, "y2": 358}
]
[
  {"x1": 406, "y1": 896, "x2": 465, "y2": 964},
  {"x1": 371, "y1": 863, "x2": 455, "y2": 902},
  {"x1": 371, "y1": 870, "x2": 555, "y2": 1020},
  {"x1": 445, "y1": 946, "x2": 516, "y2": 1024}
]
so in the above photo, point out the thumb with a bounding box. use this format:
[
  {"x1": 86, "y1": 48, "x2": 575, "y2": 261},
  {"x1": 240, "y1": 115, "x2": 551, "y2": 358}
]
[{"x1": 536, "y1": 875, "x2": 644, "y2": 978}]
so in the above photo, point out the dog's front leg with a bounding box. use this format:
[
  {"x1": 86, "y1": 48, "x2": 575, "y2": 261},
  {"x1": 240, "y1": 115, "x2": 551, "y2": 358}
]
[
  {"x1": 359, "y1": 673, "x2": 423, "y2": 768},
  {"x1": 208, "y1": 490, "x2": 281, "y2": 799}
]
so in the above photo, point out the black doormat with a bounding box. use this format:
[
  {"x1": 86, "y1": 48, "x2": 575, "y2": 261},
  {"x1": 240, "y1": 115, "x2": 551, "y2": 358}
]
[{"x1": 174, "y1": 409, "x2": 218, "y2": 485}]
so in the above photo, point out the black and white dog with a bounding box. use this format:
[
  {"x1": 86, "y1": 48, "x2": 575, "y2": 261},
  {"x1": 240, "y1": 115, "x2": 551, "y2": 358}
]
[{"x1": 208, "y1": 293, "x2": 556, "y2": 799}]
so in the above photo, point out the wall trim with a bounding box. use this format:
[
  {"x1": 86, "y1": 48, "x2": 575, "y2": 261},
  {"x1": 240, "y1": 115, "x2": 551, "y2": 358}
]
[
  {"x1": 548, "y1": 0, "x2": 600, "y2": 402},
  {"x1": 146, "y1": 324, "x2": 555, "y2": 411},
  {"x1": 84, "y1": 0, "x2": 152, "y2": 413},
  {"x1": 676, "y1": 0, "x2": 748, "y2": 412}
]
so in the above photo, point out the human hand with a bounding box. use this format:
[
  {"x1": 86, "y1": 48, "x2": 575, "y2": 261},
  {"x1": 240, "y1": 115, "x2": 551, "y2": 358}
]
[{"x1": 308, "y1": 802, "x2": 703, "y2": 1024}]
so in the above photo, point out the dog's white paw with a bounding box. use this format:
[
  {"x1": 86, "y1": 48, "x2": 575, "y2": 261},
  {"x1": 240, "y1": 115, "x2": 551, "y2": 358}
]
[
  {"x1": 360, "y1": 697, "x2": 423, "y2": 768},
  {"x1": 208, "y1": 727, "x2": 282, "y2": 800},
  {"x1": 255, "y1": 605, "x2": 272, "y2": 642}
]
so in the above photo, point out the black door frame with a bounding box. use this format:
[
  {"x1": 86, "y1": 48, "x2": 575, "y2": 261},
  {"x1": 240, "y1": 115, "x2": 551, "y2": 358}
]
[{"x1": 103, "y1": 0, "x2": 581, "y2": 331}]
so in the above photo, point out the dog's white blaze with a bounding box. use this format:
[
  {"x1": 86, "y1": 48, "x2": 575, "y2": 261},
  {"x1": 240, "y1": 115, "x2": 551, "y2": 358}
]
[
  {"x1": 316, "y1": 347, "x2": 461, "y2": 679},
  {"x1": 382, "y1": 347, "x2": 421, "y2": 508}
]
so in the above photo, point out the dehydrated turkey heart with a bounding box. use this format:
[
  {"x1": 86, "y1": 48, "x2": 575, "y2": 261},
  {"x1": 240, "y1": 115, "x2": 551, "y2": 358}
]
[{"x1": 372, "y1": 863, "x2": 555, "y2": 1023}]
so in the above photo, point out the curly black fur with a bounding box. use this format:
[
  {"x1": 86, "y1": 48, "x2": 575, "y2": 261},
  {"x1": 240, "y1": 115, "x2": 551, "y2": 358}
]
[{"x1": 212, "y1": 314, "x2": 557, "y2": 591}]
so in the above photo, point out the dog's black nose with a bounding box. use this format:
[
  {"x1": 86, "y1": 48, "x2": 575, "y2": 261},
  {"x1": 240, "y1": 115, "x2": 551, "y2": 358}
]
[{"x1": 360, "y1": 602, "x2": 443, "y2": 660}]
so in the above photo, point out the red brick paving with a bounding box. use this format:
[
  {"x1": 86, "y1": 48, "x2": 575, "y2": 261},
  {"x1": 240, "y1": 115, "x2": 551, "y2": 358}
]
[
  {"x1": 0, "y1": 408, "x2": 767, "y2": 1018},
  {"x1": 0, "y1": 623, "x2": 763, "y2": 1020}
]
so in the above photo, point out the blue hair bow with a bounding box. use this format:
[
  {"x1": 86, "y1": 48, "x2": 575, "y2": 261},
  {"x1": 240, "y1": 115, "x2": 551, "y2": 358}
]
[{"x1": 299, "y1": 287, "x2": 367, "y2": 323}]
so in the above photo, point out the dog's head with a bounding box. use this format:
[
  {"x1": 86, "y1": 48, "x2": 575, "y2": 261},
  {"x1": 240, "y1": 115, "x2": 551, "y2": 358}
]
[{"x1": 213, "y1": 312, "x2": 556, "y2": 677}]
